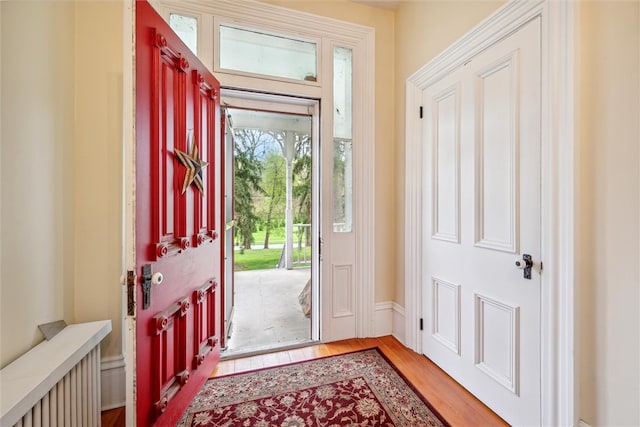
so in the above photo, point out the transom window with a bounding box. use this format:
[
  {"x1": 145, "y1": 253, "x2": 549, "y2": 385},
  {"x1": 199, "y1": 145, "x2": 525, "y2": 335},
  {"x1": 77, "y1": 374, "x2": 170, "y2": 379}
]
[{"x1": 219, "y1": 25, "x2": 317, "y2": 83}]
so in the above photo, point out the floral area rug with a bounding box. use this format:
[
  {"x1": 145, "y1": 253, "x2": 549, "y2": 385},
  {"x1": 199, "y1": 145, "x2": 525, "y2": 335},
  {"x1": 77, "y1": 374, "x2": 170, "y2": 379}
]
[{"x1": 177, "y1": 348, "x2": 449, "y2": 427}]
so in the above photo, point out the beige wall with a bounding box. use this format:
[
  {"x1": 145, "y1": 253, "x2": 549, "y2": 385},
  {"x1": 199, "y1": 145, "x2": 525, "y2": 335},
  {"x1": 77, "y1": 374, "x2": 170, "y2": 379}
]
[
  {"x1": 261, "y1": 0, "x2": 396, "y2": 303},
  {"x1": 74, "y1": 2, "x2": 124, "y2": 360},
  {"x1": 577, "y1": 1, "x2": 640, "y2": 425},
  {"x1": 0, "y1": 1, "x2": 124, "y2": 368},
  {"x1": 1, "y1": 1, "x2": 77, "y2": 367}
]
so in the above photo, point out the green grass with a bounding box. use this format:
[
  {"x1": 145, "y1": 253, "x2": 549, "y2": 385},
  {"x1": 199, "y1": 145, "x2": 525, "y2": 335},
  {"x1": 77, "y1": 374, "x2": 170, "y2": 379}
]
[
  {"x1": 237, "y1": 227, "x2": 309, "y2": 248},
  {"x1": 250, "y1": 227, "x2": 285, "y2": 246},
  {"x1": 234, "y1": 248, "x2": 282, "y2": 271},
  {"x1": 234, "y1": 247, "x2": 312, "y2": 271}
]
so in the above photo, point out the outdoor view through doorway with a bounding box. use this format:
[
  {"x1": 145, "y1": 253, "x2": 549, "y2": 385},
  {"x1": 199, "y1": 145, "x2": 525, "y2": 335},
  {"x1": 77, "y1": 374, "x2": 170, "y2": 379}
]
[{"x1": 223, "y1": 104, "x2": 317, "y2": 357}]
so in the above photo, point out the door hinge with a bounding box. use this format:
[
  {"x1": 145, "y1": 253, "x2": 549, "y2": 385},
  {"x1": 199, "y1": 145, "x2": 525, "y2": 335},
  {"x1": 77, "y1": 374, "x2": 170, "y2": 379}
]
[
  {"x1": 419, "y1": 318, "x2": 424, "y2": 331},
  {"x1": 419, "y1": 106, "x2": 423, "y2": 119},
  {"x1": 126, "y1": 270, "x2": 136, "y2": 316}
]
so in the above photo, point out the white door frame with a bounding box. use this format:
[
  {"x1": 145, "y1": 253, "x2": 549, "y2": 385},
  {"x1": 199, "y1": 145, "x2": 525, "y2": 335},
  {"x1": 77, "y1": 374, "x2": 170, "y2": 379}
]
[
  {"x1": 151, "y1": 0, "x2": 376, "y2": 340},
  {"x1": 122, "y1": 1, "x2": 136, "y2": 425},
  {"x1": 403, "y1": 1, "x2": 577, "y2": 426},
  {"x1": 219, "y1": 90, "x2": 322, "y2": 344}
]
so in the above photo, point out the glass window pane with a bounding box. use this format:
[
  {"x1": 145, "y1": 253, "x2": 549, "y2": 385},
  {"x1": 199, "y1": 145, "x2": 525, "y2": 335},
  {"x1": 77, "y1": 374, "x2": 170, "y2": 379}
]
[
  {"x1": 169, "y1": 14, "x2": 197, "y2": 55},
  {"x1": 333, "y1": 46, "x2": 353, "y2": 233},
  {"x1": 333, "y1": 47, "x2": 352, "y2": 139},
  {"x1": 333, "y1": 139, "x2": 353, "y2": 233},
  {"x1": 219, "y1": 25, "x2": 317, "y2": 82}
]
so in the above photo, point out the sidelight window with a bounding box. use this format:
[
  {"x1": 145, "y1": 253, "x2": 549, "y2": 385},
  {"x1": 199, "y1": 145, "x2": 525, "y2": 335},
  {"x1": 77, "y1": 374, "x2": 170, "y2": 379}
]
[{"x1": 333, "y1": 46, "x2": 353, "y2": 233}]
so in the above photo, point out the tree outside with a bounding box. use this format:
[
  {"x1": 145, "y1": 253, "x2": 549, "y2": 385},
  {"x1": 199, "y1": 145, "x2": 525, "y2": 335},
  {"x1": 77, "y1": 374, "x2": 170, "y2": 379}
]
[
  {"x1": 258, "y1": 152, "x2": 285, "y2": 249},
  {"x1": 233, "y1": 129, "x2": 268, "y2": 250},
  {"x1": 232, "y1": 125, "x2": 312, "y2": 270}
]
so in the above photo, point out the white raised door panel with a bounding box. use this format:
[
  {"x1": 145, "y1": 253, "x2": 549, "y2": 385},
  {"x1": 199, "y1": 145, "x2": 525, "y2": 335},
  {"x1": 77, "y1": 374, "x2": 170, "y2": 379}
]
[
  {"x1": 422, "y1": 18, "x2": 541, "y2": 426},
  {"x1": 332, "y1": 264, "x2": 355, "y2": 318},
  {"x1": 431, "y1": 277, "x2": 461, "y2": 354},
  {"x1": 475, "y1": 53, "x2": 519, "y2": 253},
  {"x1": 474, "y1": 293, "x2": 520, "y2": 394},
  {"x1": 431, "y1": 85, "x2": 461, "y2": 243}
]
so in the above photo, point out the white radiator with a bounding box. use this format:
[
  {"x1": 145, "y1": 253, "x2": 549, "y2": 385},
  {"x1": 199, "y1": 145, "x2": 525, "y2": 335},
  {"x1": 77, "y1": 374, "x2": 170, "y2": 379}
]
[{"x1": 0, "y1": 321, "x2": 111, "y2": 427}]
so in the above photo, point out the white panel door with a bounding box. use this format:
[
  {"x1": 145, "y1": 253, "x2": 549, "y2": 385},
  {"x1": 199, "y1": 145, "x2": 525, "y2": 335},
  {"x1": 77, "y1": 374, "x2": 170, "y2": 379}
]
[{"x1": 422, "y1": 18, "x2": 541, "y2": 425}]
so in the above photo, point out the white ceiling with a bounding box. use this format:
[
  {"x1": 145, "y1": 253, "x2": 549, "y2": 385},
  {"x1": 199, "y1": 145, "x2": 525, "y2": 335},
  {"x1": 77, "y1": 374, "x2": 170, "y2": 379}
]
[{"x1": 350, "y1": 0, "x2": 400, "y2": 11}]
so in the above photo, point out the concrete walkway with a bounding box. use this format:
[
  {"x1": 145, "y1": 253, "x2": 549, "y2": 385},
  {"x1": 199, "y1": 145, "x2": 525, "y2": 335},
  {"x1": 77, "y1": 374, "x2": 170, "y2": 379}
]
[{"x1": 223, "y1": 267, "x2": 312, "y2": 357}]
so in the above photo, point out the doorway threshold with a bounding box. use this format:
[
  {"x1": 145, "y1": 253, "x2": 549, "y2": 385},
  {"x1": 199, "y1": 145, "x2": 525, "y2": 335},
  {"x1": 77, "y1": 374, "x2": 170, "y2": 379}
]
[{"x1": 221, "y1": 339, "x2": 318, "y2": 360}]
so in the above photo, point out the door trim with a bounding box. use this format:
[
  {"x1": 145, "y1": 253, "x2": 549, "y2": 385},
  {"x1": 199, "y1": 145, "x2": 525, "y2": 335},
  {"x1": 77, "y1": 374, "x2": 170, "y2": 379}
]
[
  {"x1": 123, "y1": 1, "x2": 136, "y2": 425},
  {"x1": 220, "y1": 90, "x2": 322, "y2": 346},
  {"x1": 403, "y1": 1, "x2": 577, "y2": 425},
  {"x1": 153, "y1": 0, "x2": 376, "y2": 340}
]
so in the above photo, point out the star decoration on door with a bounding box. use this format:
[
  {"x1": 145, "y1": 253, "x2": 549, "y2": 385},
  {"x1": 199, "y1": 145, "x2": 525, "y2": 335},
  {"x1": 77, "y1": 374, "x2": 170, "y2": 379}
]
[{"x1": 175, "y1": 133, "x2": 208, "y2": 195}]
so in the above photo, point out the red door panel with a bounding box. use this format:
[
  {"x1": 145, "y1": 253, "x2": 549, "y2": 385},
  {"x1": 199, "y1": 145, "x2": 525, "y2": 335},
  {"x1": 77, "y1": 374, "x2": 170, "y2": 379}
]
[{"x1": 135, "y1": 2, "x2": 223, "y2": 425}]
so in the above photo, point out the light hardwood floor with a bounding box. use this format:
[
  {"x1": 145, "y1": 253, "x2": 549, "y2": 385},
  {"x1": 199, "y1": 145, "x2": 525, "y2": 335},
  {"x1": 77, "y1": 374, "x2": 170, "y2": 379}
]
[{"x1": 102, "y1": 336, "x2": 508, "y2": 426}]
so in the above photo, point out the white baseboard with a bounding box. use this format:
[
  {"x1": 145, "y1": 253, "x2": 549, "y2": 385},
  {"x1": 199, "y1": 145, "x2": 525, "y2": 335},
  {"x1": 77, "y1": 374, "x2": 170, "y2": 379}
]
[
  {"x1": 374, "y1": 301, "x2": 406, "y2": 344},
  {"x1": 374, "y1": 301, "x2": 394, "y2": 337},
  {"x1": 391, "y1": 302, "x2": 405, "y2": 344},
  {"x1": 101, "y1": 354, "x2": 126, "y2": 410},
  {"x1": 578, "y1": 420, "x2": 592, "y2": 427}
]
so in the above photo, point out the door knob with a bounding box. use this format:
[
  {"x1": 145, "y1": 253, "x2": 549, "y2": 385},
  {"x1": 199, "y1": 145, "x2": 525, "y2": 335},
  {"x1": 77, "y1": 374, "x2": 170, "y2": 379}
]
[
  {"x1": 152, "y1": 272, "x2": 164, "y2": 285},
  {"x1": 514, "y1": 254, "x2": 533, "y2": 279}
]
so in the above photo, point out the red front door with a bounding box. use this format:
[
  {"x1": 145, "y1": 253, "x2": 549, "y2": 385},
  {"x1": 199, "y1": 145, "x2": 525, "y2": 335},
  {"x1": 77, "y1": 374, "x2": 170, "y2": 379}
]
[{"x1": 135, "y1": 2, "x2": 223, "y2": 425}]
